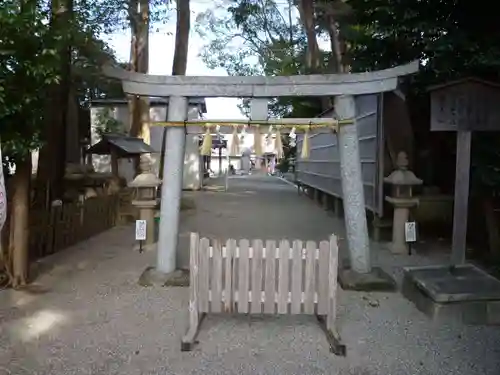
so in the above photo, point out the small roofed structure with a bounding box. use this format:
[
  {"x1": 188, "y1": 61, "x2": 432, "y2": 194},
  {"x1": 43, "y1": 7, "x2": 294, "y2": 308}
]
[
  {"x1": 87, "y1": 133, "x2": 156, "y2": 157},
  {"x1": 86, "y1": 133, "x2": 156, "y2": 178}
]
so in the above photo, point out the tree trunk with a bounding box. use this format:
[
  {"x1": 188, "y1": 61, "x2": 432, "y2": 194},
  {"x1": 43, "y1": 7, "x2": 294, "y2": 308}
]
[
  {"x1": 66, "y1": 86, "x2": 80, "y2": 164},
  {"x1": 9, "y1": 156, "x2": 32, "y2": 288},
  {"x1": 159, "y1": 0, "x2": 191, "y2": 181},
  {"x1": 128, "y1": 0, "x2": 151, "y2": 175},
  {"x1": 325, "y1": 16, "x2": 343, "y2": 73},
  {"x1": 171, "y1": 0, "x2": 190, "y2": 76},
  {"x1": 297, "y1": 0, "x2": 321, "y2": 72},
  {"x1": 0, "y1": 172, "x2": 11, "y2": 287},
  {"x1": 319, "y1": 0, "x2": 352, "y2": 73},
  {"x1": 36, "y1": 0, "x2": 73, "y2": 204},
  {"x1": 128, "y1": 0, "x2": 139, "y2": 142},
  {"x1": 296, "y1": 0, "x2": 330, "y2": 111}
]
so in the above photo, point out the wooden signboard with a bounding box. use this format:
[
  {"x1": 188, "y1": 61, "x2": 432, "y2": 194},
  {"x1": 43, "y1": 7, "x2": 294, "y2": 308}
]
[
  {"x1": 428, "y1": 77, "x2": 500, "y2": 265},
  {"x1": 430, "y1": 78, "x2": 500, "y2": 132}
]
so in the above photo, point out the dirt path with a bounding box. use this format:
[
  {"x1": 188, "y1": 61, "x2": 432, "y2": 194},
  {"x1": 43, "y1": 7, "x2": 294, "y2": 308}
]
[{"x1": 0, "y1": 175, "x2": 499, "y2": 375}]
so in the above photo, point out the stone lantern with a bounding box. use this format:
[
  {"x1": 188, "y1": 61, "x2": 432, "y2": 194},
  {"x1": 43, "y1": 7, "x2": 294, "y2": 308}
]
[
  {"x1": 129, "y1": 159, "x2": 161, "y2": 246},
  {"x1": 384, "y1": 151, "x2": 423, "y2": 254}
]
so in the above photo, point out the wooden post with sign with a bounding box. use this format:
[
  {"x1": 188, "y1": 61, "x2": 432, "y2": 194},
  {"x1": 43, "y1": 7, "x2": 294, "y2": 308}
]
[
  {"x1": 135, "y1": 219, "x2": 147, "y2": 253},
  {"x1": 405, "y1": 221, "x2": 417, "y2": 255},
  {"x1": 429, "y1": 78, "x2": 500, "y2": 265}
]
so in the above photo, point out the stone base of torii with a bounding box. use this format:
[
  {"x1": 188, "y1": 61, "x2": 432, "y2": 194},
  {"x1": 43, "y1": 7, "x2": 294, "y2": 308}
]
[{"x1": 103, "y1": 61, "x2": 419, "y2": 291}]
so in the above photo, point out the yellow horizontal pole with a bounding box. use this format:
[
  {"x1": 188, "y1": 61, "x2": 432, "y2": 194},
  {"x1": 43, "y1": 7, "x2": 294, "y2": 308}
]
[{"x1": 150, "y1": 119, "x2": 354, "y2": 129}]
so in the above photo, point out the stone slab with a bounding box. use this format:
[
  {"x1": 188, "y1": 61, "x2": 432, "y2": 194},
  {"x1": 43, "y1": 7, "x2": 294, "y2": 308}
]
[
  {"x1": 403, "y1": 264, "x2": 500, "y2": 303},
  {"x1": 402, "y1": 264, "x2": 500, "y2": 325},
  {"x1": 338, "y1": 267, "x2": 396, "y2": 292},
  {"x1": 138, "y1": 267, "x2": 189, "y2": 287}
]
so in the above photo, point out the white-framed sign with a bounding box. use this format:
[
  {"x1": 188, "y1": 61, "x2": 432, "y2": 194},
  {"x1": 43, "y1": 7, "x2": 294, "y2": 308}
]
[
  {"x1": 405, "y1": 221, "x2": 417, "y2": 243},
  {"x1": 135, "y1": 219, "x2": 147, "y2": 241}
]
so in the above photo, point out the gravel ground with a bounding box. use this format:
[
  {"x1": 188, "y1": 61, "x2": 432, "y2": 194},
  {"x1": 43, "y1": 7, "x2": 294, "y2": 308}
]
[{"x1": 0, "y1": 175, "x2": 499, "y2": 375}]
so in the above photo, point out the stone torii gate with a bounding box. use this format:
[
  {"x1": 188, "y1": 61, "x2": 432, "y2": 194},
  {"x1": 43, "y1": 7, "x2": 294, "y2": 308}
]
[{"x1": 104, "y1": 61, "x2": 419, "y2": 286}]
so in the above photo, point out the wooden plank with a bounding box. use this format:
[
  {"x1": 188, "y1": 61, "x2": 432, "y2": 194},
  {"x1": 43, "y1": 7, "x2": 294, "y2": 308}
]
[
  {"x1": 251, "y1": 239, "x2": 263, "y2": 313},
  {"x1": 317, "y1": 241, "x2": 330, "y2": 315},
  {"x1": 264, "y1": 240, "x2": 277, "y2": 313},
  {"x1": 316, "y1": 315, "x2": 346, "y2": 357},
  {"x1": 304, "y1": 240, "x2": 317, "y2": 314},
  {"x1": 211, "y1": 240, "x2": 223, "y2": 313},
  {"x1": 277, "y1": 240, "x2": 290, "y2": 314},
  {"x1": 327, "y1": 235, "x2": 339, "y2": 330},
  {"x1": 182, "y1": 232, "x2": 201, "y2": 350},
  {"x1": 291, "y1": 240, "x2": 303, "y2": 314},
  {"x1": 181, "y1": 313, "x2": 206, "y2": 352},
  {"x1": 238, "y1": 239, "x2": 250, "y2": 313},
  {"x1": 224, "y1": 239, "x2": 235, "y2": 313},
  {"x1": 198, "y1": 237, "x2": 210, "y2": 313},
  {"x1": 208, "y1": 246, "x2": 318, "y2": 260},
  {"x1": 230, "y1": 291, "x2": 321, "y2": 305},
  {"x1": 451, "y1": 130, "x2": 471, "y2": 265}
]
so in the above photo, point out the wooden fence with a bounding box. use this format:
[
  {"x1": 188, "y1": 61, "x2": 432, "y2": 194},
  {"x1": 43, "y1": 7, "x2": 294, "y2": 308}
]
[
  {"x1": 29, "y1": 194, "x2": 119, "y2": 260},
  {"x1": 182, "y1": 233, "x2": 345, "y2": 356}
]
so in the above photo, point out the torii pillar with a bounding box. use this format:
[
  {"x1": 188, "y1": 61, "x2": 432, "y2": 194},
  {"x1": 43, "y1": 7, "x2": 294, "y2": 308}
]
[{"x1": 103, "y1": 61, "x2": 419, "y2": 286}]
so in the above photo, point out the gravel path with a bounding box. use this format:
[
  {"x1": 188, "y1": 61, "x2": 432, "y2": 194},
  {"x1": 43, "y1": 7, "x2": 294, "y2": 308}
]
[{"x1": 0, "y1": 175, "x2": 499, "y2": 375}]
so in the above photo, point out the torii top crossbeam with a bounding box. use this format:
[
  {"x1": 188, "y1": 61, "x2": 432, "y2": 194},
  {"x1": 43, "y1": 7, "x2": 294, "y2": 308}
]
[{"x1": 103, "y1": 61, "x2": 419, "y2": 98}]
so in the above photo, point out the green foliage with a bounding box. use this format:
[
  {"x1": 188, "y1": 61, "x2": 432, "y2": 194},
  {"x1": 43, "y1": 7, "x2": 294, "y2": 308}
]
[
  {"x1": 80, "y1": 0, "x2": 173, "y2": 34},
  {"x1": 198, "y1": 0, "x2": 500, "y2": 191},
  {"x1": 346, "y1": 0, "x2": 500, "y2": 85},
  {"x1": 94, "y1": 108, "x2": 125, "y2": 136},
  {"x1": 196, "y1": 0, "x2": 329, "y2": 119},
  {"x1": 0, "y1": 0, "x2": 145, "y2": 164},
  {"x1": 196, "y1": 0, "x2": 300, "y2": 77},
  {"x1": 345, "y1": 0, "x2": 500, "y2": 190},
  {"x1": 0, "y1": 1, "x2": 60, "y2": 162}
]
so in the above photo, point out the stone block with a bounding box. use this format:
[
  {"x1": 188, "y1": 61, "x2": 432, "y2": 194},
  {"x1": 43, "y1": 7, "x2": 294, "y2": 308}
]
[
  {"x1": 138, "y1": 267, "x2": 190, "y2": 287},
  {"x1": 338, "y1": 267, "x2": 396, "y2": 292},
  {"x1": 402, "y1": 264, "x2": 500, "y2": 325}
]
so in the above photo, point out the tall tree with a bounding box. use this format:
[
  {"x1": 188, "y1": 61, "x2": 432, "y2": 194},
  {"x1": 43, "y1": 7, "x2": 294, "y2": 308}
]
[
  {"x1": 127, "y1": 0, "x2": 151, "y2": 174},
  {"x1": 35, "y1": 0, "x2": 75, "y2": 204},
  {"x1": 0, "y1": 0, "x2": 125, "y2": 287},
  {"x1": 296, "y1": 0, "x2": 320, "y2": 72},
  {"x1": 0, "y1": 0, "x2": 60, "y2": 287},
  {"x1": 172, "y1": 0, "x2": 190, "y2": 75},
  {"x1": 159, "y1": 0, "x2": 190, "y2": 180}
]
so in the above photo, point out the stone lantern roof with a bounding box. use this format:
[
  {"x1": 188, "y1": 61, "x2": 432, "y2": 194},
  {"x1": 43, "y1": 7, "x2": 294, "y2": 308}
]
[
  {"x1": 384, "y1": 152, "x2": 423, "y2": 186},
  {"x1": 129, "y1": 172, "x2": 161, "y2": 188},
  {"x1": 129, "y1": 159, "x2": 161, "y2": 188}
]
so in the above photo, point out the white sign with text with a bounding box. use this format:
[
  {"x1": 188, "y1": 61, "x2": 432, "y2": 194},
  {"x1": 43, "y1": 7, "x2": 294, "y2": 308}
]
[
  {"x1": 405, "y1": 221, "x2": 417, "y2": 243},
  {"x1": 135, "y1": 220, "x2": 147, "y2": 241}
]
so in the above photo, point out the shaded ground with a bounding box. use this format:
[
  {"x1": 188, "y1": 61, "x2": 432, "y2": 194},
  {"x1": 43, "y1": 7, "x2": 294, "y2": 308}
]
[{"x1": 1, "y1": 175, "x2": 499, "y2": 375}]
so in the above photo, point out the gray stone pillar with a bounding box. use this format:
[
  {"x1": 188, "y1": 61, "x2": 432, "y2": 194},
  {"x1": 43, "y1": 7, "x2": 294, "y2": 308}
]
[
  {"x1": 250, "y1": 99, "x2": 269, "y2": 171},
  {"x1": 157, "y1": 96, "x2": 188, "y2": 274},
  {"x1": 335, "y1": 95, "x2": 371, "y2": 274}
]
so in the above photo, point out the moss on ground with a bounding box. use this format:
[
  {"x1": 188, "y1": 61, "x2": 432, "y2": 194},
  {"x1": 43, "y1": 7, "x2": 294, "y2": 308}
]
[{"x1": 180, "y1": 196, "x2": 196, "y2": 210}]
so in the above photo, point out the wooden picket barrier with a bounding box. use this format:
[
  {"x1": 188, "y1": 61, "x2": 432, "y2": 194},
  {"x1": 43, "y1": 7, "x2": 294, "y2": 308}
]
[{"x1": 181, "y1": 233, "x2": 345, "y2": 356}]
